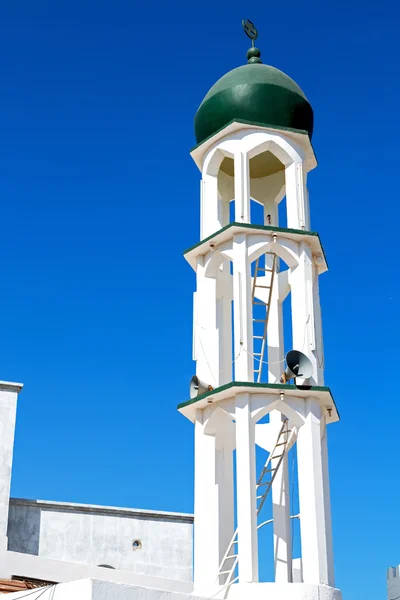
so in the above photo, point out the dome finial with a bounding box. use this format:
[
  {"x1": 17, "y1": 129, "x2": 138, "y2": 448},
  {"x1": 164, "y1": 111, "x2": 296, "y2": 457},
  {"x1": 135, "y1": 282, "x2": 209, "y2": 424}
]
[{"x1": 242, "y1": 20, "x2": 262, "y2": 64}]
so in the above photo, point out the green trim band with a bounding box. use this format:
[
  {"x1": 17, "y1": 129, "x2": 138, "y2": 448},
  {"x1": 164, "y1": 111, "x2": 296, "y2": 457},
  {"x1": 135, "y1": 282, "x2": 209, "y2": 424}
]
[
  {"x1": 191, "y1": 119, "x2": 311, "y2": 153},
  {"x1": 177, "y1": 381, "x2": 333, "y2": 411},
  {"x1": 183, "y1": 222, "x2": 319, "y2": 256}
]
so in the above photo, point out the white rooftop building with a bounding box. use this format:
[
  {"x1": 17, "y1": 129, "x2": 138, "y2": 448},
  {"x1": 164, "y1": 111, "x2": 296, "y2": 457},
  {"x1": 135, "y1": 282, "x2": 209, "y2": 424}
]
[
  {"x1": 387, "y1": 566, "x2": 400, "y2": 600},
  {"x1": 0, "y1": 23, "x2": 342, "y2": 600}
]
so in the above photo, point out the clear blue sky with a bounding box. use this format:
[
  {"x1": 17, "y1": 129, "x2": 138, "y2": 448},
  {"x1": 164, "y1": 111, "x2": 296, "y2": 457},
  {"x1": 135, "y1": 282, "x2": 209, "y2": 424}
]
[{"x1": 0, "y1": 1, "x2": 398, "y2": 598}]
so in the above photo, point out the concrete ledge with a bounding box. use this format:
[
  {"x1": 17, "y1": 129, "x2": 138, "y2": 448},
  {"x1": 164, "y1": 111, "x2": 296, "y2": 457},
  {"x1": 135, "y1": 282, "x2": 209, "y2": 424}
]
[
  {"x1": 9, "y1": 498, "x2": 193, "y2": 523},
  {"x1": 225, "y1": 582, "x2": 342, "y2": 600},
  {"x1": 0, "y1": 381, "x2": 23, "y2": 393}
]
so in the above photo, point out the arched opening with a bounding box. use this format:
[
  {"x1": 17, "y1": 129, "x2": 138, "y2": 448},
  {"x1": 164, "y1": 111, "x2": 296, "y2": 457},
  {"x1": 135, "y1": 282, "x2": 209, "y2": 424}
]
[
  {"x1": 251, "y1": 250, "x2": 291, "y2": 384},
  {"x1": 253, "y1": 407, "x2": 301, "y2": 583},
  {"x1": 249, "y1": 150, "x2": 286, "y2": 228}
]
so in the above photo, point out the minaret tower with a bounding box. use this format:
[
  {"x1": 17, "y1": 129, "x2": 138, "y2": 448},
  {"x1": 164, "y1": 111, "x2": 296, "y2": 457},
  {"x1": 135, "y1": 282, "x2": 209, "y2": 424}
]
[{"x1": 178, "y1": 22, "x2": 342, "y2": 600}]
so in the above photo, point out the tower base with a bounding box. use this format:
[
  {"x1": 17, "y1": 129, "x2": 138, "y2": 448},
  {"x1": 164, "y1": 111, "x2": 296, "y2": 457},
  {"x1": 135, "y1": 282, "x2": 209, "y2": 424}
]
[{"x1": 221, "y1": 582, "x2": 342, "y2": 600}]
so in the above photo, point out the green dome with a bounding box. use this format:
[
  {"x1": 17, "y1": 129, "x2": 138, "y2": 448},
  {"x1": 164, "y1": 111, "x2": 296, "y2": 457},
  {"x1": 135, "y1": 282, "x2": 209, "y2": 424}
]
[{"x1": 194, "y1": 62, "x2": 314, "y2": 145}]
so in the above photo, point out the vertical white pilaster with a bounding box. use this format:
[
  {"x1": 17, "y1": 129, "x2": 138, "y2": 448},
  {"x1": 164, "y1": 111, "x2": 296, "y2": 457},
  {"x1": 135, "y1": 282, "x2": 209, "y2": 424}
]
[
  {"x1": 0, "y1": 382, "x2": 22, "y2": 553},
  {"x1": 193, "y1": 410, "x2": 219, "y2": 595},
  {"x1": 234, "y1": 152, "x2": 250, "y2": 223},
  {"x1": 195, "y1": 256, "x2": 220, "y2": 388},
  {"x1": 232, "y1": 234, "x2": 253, "y2": 382},
  {"x1": 235, "y1": 393, "x2": 258, "y2": 583},
  {"x1": 321, "y1": 427, "x2": 334, "y2": 586},
  {"x1": 267, "y1": 271, "x2": 284, "y2": 384},
  {"x1": 201, "y1": 174, "x2": 228, "y2": 240},
  {"x1": 285, "y1": 160, "x2": 306, "y2": 230},
  {"x1": 296, "y1": 399, "x2": 329, "y2": 585},
  {"x1": 290, "y1": 242, "x2": 317, "y2": 385},
  {"x1": 216, "y1": 419, "x2": 235, "y2": 582},
  {"x1": 194, "y1": 408, "x2": 235, "y2": 596},
  {"x1": 303, "y1": 174, "x2": 311, "y2": 231},
  {"x1": 312, "y1": 265, "x2": 325, "y2": 385},
  {"x1": 217, "y1": 260, "x2": 233, "y2": 386}
]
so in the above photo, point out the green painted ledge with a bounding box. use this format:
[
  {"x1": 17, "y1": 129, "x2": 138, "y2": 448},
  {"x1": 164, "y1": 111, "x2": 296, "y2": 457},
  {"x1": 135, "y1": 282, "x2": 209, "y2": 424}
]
[
  {"x1": 177, "y1": 381, "x2": 333, "y2": 411},
  {"x1": 190, "y1": 119, "x2": 311, "y2": 153},
  {"x1": 183, "y1": 222, "x2": 322, "y2": 256}
]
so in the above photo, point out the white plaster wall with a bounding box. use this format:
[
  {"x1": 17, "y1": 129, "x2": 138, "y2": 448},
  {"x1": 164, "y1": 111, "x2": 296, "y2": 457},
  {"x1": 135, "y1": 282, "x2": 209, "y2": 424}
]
[
  {"x1": 0, "y1": 384, "x2": 21, "y2": 551},
  {"x1": 7, "y1": 500, "x2": 193, "y2": 582}
]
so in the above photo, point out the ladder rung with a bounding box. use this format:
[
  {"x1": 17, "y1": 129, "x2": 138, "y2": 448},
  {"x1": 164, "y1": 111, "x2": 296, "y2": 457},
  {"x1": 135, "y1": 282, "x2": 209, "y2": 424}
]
[
  {"x1": 225, "y1": 554, "x2": 238, "y2": 560},
  {"x1": 254, "y1": 336, "x2": 264, "y2": 339},
  {"x1": 255, "y1": 285, "x2": 271, "y2": 289},
  {"x1": 257, "y1": 481, "x2": 271, "y2": 487},
  {"x1": 253, "y1": 352, "x2": 262, "y2": 356},
  {"x1": 276, "y1": 442, "x2": 287, "y2": 446},
  {"x1": 272, "y1": 454, "x2": 283, "y2": 459},
  {"x1": 219, "y1": 570, "x2": 232, "y2": 575},
  {"x1": 257, "y1": 267, "x2": 273, "y2": 272},
  {"x1": 253, "y1": 301, "x2": 266, "y2": 305},
  {"x1": 253, "y1": 319, "x2": 265, "y2": 322}
]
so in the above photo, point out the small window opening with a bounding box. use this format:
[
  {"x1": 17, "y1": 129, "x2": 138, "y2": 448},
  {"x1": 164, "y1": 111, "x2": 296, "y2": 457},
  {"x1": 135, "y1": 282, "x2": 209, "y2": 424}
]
[{"x1": 132, "y1": 539, "x2": 143, "y2": 551}]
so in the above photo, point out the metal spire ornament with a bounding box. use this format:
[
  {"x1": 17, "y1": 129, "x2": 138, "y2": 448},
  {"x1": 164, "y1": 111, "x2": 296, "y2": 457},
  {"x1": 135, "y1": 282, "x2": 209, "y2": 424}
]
[
  {"x1": 242, "y1": 20, "x2": 262, "y2": 63},
  {"x1": 242, "y1": 20, "x2": 258, "y2": 46}
]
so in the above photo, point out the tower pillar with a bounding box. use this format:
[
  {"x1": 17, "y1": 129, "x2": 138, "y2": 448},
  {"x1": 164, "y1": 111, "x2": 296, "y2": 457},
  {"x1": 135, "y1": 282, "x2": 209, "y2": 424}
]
[
  {"x1": 296, "y1": 398, "x2": 332, "y2": 586},
  {"x1": 232, "y1": 234, "x2": 253, "y2": 382},
  {"x1": 235, "y1": 393, "x2": 258, "y2": 583},
  {"x1": 290, "y1": 242, "x2": 318, "y2": 385},
  {"x1": 193, "y1": 408, "x2": 235, "y2": 596}
]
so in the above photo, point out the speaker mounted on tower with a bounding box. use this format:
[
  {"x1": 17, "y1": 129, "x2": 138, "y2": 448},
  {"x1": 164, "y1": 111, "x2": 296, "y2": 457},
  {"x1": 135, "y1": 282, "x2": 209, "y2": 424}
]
[
  {"x1": 190, "y1": 375, "x2": 214, "y2": 399},
  {"x1": 280, "y1": 350, "x2": 313, "y2": 389}
]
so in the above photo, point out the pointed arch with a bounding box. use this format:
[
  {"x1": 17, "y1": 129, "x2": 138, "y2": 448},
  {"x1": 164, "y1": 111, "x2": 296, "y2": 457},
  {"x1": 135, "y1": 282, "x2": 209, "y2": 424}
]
[
  {"x1": 241, "y1": 130, "x2": 305, "y2": 166},
  {"x1": 246, "y1": 234, "x2": 299, "y2": 269}
]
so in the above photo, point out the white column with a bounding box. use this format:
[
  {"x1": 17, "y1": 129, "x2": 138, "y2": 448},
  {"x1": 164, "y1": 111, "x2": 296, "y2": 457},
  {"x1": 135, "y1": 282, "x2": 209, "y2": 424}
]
[
  {"x1": 312, "y1": 264, "x2": 325, "y2": 385},
  {"x1": 216, "y1": 421, "x2": 235, "y2": 582},
  {"x1": 195, "y1": 256, "x2": 220, "y2": 388},
  {"x1": 303, "y1": 173, "x2": 311, "y2": 231},
  {"x1": 0, "y1": 382, "x2": 23, "y2": 553},
  {"x1": 193, "y1": 410, "x2": 219, "y2": 595},
  {"x1": 201, "y1": 174, "x2": 227, "y2": 240},
  {"x1": 267, "y1": 266, "x2": 284, "y2": 384},
  {"x1": 234, "y1": 151, "x2": 250, "y2": 223},
  {"x1": 217, "y1": 259, "x2": 233, "y2": 386},
  {"x1": 321, "y1": 427, "x2": 334, "y2": 586},
  {"x1": 235, "y1": 393, "x2": 258, "y2": 583},
  {"x1": 267, "y1": 276, "x2": 292, "y2": 582},
  {"x1": 290, "y1": 241, "x2": 318, "y2": 385},
  {"x1": 285, "y1": 160, "x2": 306, "y2": 230},
  {"x1": 232, "y1": 234, "x2": 253, "y2": 382},
  {"x1": 296, "y1": 398, "x2": 330, "y2": 585}
]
